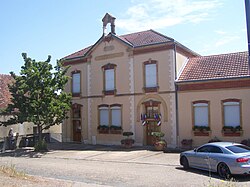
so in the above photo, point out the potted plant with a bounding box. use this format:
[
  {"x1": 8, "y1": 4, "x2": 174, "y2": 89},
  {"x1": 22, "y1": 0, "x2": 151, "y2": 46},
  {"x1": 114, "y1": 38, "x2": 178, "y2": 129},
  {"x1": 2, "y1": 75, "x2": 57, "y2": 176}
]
[
  {"x1": 151, "y1": 132, "x2": 166, "y2": 151},
  {"x1": 222, "y1": 126, "x2": 242, "y2": 136},
  {"x1": 97, "y1": 125, "x2": 109, "y2": 134},
  {"x1": 193, "y1": 126, "x2": 210, "y2": 136},
  {"x1": 121, "y1": 131, "x2": 135, "y2": 148}
]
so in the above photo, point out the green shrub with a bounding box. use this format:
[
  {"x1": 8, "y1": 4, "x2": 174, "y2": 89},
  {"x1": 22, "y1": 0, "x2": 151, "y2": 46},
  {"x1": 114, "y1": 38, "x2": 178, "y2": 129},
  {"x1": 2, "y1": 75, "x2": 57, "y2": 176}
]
[{"x1": 34, "y1": 139, "x2": 48, "y2": 152}]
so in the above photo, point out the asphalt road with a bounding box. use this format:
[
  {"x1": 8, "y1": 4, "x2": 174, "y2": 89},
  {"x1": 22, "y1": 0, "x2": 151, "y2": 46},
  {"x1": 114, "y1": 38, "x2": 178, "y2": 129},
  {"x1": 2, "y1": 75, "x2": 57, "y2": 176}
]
[{"x1": 1, "y1": 145, "x2": 250, "y2": 187}]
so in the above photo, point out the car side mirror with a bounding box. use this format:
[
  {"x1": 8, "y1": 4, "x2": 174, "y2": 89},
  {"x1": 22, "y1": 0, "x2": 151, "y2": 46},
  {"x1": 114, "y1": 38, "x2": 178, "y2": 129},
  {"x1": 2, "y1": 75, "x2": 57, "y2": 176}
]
[{"x1": 194, "y1": 148, "x2": 197, "y2": 152}]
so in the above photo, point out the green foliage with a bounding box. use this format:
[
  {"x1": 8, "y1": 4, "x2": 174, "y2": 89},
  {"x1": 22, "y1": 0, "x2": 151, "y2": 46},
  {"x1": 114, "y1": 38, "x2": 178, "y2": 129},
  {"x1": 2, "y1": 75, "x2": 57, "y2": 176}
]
[
  {"x1": 0, "y1": 53, "x2": 72, "y2": 142},
  {"x1": 34, "y1": 139, "x2": 48, "y2": 152},
  {"x1": 151, "y1": 131, "x2": 165, "y2": 138},
  {"x1": 122, "y1": 131, "x2": 133, "y2": 137},
  {"x1": 222, "y1": 126, "x2": 242, "y2": 132},
  {"x1": 193, "y1": 126, "x2": 210, "y2": 131}
]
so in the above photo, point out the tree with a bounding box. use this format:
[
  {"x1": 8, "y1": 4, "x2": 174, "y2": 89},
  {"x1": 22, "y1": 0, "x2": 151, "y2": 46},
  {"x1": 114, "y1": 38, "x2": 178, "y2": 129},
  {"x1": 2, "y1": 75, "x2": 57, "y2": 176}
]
[{"x1": 0, "y1": 53, "x2": 72, "y2": 148}]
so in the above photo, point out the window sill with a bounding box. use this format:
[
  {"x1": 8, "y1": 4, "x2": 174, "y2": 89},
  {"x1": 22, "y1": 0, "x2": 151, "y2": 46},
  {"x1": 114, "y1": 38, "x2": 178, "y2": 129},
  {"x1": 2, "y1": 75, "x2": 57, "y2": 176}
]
[
  {"x1": 222, "y1": 131, "x2": 242, "y2": 137},
  {"x1": 110, "y1": 129, "x2": 122, "y2": 134},
  {"x1": 72, "y1": 93, "x2": 81, "y2": 97},
  {"x1": 98, "y1": 129, "x2": 109, "y2": 134},
  {"x1": 103, "y1": 90, "x2": 116, "y2": 95},
  {"x1": 143, "y1": 86, "x2": 159, "y2": 93},
  {"x1": 193, "y1": 130, "x2": 210, "y2": 136}
]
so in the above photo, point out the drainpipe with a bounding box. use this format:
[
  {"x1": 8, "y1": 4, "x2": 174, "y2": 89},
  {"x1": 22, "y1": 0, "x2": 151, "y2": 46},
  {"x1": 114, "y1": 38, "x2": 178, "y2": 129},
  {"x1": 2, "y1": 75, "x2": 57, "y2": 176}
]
[
  {"x1": 173, "y1": 43, "x2": 179, "y2": 148},
  {"x1": 245, "y1": 0, "x2": 250, "y2": 69}
]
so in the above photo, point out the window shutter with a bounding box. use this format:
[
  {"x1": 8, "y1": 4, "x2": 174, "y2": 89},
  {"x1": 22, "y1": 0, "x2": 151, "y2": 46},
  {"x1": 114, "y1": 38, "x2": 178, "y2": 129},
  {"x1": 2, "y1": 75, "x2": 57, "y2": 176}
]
[
  {"x1": 100, "y1": 107, "x2": 109, "y2": 126},
  {"x1": 105, "y1": 69, "x2": 114, "y2": 91},
  {"x1": 145, "y1": 64, "x2": 157, "y2": 87},
  {"x1": 224, "y1": 102, "x2": 240, "y2": 127},
  {"x1": 111, "y1": 107, "x2": 121, "y2": 127},
  {"x1": 194, "y1": 103, "x2": 208, "y2": 126}
]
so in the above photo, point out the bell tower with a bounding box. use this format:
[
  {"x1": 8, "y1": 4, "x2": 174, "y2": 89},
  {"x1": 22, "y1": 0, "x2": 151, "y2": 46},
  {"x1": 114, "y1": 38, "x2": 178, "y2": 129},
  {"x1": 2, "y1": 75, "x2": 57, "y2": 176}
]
[{"x1": 102, "y1": 13, "x2": 116, "y2": 35}]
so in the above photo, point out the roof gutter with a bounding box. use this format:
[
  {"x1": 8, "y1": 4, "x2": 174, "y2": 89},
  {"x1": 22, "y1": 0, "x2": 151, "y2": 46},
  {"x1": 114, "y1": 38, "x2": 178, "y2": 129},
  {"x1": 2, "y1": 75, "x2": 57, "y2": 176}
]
[{"x1": 176, "y1": 75, "x2": 250, "y2": 84}]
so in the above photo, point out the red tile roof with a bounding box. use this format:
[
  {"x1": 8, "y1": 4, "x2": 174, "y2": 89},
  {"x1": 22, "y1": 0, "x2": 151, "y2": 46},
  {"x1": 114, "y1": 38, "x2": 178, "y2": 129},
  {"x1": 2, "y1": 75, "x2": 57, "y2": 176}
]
[
  {"x1": 62, "y1": 46, "x2": 92, "y2": 60},
  {"x1": 118, "y1": 29, "x2": 173, "y2": 47},
  {"x1": 0, "y1": 74, "x2": 12, "y2": 109},
  {"x1": 178, "y1": 51, "x2": 250, "y2": 81},
  {"x1": 62, "y1": 30, "x2": 174, "y2": 61}
]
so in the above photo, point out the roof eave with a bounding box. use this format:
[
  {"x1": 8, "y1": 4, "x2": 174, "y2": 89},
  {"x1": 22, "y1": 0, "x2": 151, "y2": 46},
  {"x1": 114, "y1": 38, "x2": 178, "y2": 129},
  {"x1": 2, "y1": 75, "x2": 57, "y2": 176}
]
[{"x1": 176, "y1": 76, "x2": 250, "y2": 84}]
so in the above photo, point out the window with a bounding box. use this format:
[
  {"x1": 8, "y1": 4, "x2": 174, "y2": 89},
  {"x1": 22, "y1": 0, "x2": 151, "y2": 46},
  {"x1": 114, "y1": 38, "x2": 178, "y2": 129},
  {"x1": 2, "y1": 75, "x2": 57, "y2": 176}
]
[
  {"x1": 72, "y1": 71, "x2": 81, "y2": 96},
  {"x1": 197, "y1": 145, "x2": 223, "y2": 153},
  {"x1": 105, "y1": 69, "x2": 114, "y2": 91},
  {"x1": 111, "y1": 105, "x2": 121, "y2": 127},
  {"x1": 223, "y1": 100, "x2": 241, "y2": 127},
  {"x1": 145, "y1": 64, "x2": 157, "y2": 87},
  {"x1": 193, "y1": 101, "x2": 209, "y2": 127},
  {"x1": 144, "y1": 59, "x2": 158, "y2": 92},
  {"x1": 226, "y1": 145, "x2": 250, "y2": 153},
  {"x1": 99, "y1": 106, "x2": 109, "y2": 127},
  {"x1": 98, "y1": 104, "x2": 122, "y2": 133},
  {"x1": 102, "y1": 63, "x2": 116, "y2": 95}
]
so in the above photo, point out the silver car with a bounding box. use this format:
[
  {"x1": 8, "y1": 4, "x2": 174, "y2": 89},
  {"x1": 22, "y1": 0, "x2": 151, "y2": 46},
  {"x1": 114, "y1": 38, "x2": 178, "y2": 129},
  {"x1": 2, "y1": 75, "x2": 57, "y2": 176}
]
[{"x1": 180, "y1": 142, "x2": 250, "y2": 179}]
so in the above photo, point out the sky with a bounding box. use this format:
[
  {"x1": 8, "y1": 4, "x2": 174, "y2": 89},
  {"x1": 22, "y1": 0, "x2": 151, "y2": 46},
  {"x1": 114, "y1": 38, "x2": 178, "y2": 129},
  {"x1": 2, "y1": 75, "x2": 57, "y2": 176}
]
[{"x1": 0, "y1": 0, "x2": 248, "y2": 75}]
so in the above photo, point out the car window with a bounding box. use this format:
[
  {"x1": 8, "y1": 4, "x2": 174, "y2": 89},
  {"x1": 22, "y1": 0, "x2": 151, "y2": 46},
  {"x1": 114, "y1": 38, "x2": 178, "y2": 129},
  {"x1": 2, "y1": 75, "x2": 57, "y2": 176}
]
[
  {"x1": 226, "y1": 145, "x2": 250, "y2": 153},
  {"x1": 197, "y1": 145, "x2": 223, "y2": 153},
  {"x1": 209, "y1": 146, "x2": 223, "y2": 153},
  {"x1": 197, "y1": 145, "x2": 210, "y2": 152}
]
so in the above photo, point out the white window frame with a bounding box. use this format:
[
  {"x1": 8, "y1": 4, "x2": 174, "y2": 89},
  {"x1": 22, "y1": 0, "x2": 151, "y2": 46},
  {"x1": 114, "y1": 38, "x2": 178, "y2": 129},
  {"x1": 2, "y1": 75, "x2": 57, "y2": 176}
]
[
  {"x1": 99, "y1": 106, "x2": 109, "y2": 127},
  {"x1": 105, "y1": 69, "x2": 115, "y2": 91},
  {"x1": 145, "y1": 63, "x2": 157, "y2": 88},
  {"x1": 223, "y1": 101, "x2": 241, "y2": 127},
  {"x1": 193, "y1": 103, "x2": 209, "y2": 127},
  {"x1": 111, "y1": 106, "x2": 121, "y2": 127},
  {"x1": 72, "y1": 72, "x2": 80, "y2": 94}
]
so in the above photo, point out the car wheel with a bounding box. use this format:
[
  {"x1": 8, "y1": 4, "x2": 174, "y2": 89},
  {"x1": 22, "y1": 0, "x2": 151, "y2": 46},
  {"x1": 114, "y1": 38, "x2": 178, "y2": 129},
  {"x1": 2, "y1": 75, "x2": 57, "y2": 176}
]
[
  {"x1": 181, "y1": 156, "x2": 189, "y2": 170},
  {"x1": 217, "y1": 162, "x2": 231, "y2": 179}
]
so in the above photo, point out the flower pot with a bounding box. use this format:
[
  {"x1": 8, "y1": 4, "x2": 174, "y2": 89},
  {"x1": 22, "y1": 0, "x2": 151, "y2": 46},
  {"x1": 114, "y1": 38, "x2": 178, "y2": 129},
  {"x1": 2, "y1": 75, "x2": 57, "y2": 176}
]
[{"x1": 154, "y1": 141, "x2": 166, "y2": 151}]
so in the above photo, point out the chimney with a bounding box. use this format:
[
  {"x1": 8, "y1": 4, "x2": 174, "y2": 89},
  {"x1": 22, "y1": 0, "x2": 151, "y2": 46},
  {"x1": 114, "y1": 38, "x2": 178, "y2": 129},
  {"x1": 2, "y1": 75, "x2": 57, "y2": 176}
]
[{"x1": 102, "y1": 13, "x2": 116, "y2": 36}]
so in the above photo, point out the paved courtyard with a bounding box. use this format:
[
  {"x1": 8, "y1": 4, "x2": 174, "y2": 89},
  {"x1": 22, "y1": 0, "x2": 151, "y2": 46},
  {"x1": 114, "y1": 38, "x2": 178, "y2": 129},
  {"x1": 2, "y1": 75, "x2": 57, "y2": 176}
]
[{"x1": 1, "y1": 143, "x2": 250, "y2": 186}]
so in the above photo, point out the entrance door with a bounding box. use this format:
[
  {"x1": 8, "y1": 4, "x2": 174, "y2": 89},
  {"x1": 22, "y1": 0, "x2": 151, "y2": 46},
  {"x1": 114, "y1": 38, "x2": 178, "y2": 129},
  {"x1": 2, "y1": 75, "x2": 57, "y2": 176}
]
[
  {"x1": 73, "y1": 120, "x2": 81, "y2": 142},
  {"x1": 145, "y1": 104, "x2": 161, "y2": 145}
]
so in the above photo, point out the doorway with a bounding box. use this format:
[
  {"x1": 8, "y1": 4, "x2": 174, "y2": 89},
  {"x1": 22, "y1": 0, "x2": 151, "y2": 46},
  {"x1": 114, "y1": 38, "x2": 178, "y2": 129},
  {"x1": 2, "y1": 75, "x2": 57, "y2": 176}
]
[
  {"x1": 72, "y1": 103, "x2": 82, "y2": 142},
  {"x1": 73, "y1": 120, "x2": 81, "y2": 142},
  {"x1": 144, "y1": 100, "x2": 161, "y2": 145}
]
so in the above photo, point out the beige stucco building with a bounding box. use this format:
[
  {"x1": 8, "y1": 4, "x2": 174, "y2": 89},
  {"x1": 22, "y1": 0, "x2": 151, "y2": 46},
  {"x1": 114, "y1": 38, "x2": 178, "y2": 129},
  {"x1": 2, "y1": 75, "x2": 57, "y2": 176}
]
[{"x1": 61, "y1": 13, "x2": 250, "y2": 148}]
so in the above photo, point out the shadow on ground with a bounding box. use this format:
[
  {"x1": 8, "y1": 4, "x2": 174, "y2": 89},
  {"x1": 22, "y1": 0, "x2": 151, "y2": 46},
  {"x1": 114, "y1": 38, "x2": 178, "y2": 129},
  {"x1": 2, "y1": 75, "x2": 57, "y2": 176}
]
[
  {"x1": 176, "y1": 166, "x2": 250, "y2": 182},
  {"x1": 0, "y1": 142, "x2": 182, "y2": 158}
]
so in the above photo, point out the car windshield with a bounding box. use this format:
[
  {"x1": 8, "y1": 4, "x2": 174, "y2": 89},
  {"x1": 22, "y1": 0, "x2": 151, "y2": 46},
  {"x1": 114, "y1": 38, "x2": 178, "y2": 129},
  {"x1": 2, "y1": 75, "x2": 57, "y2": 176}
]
[{"x1": 226, "y1": 145, "x2": 250, "y2": 153}]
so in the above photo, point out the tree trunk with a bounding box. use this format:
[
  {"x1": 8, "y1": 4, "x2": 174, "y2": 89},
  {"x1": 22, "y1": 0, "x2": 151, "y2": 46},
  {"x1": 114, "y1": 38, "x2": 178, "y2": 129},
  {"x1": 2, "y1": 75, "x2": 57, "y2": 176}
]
[{"x1": 37, "y1": 124, "x2": 42, "y2": 143}]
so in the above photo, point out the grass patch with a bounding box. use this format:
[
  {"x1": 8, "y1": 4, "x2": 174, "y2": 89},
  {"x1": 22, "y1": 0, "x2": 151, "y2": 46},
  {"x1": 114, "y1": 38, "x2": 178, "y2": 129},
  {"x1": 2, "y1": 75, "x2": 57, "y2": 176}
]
[
  {"x1": 206, "y1": 178, "x2": 239, "y2": 187},
  {"x1": 0, "y1": 164, "x2": 27, "y2": 179}
]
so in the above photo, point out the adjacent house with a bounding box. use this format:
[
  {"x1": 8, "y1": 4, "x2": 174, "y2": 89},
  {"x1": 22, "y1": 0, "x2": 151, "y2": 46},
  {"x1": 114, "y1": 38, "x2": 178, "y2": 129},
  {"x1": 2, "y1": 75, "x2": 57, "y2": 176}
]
[
  {"x1": 61, "y1": 13, "x2": 250, "y2": 148},
  {"x1": 176, "y1": 52, "x2": 250, "y2": 147}
]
